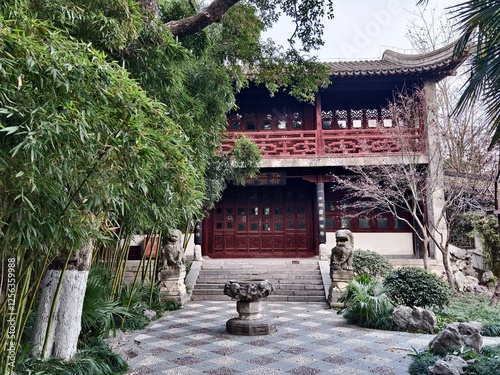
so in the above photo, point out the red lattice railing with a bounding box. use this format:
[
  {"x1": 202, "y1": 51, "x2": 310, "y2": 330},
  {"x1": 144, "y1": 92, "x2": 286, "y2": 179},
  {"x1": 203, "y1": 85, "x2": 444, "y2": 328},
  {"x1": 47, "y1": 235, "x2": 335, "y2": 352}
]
[
  {"x1": 322, "y1": 128, "x2": 425, "y2": 156},
  {"x1": 222, "y1": 128, "x2": 425, "y2": 158}
]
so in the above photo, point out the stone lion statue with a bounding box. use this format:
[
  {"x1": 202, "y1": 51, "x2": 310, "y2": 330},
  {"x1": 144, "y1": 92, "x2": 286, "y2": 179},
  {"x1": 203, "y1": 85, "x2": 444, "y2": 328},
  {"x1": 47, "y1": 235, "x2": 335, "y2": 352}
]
[
  {"x1": 161, "y1": 229, "x2": 185, "y2": 270},
  {"x1": 330, "y1": 229, "x2": 354, "y2": 271}
]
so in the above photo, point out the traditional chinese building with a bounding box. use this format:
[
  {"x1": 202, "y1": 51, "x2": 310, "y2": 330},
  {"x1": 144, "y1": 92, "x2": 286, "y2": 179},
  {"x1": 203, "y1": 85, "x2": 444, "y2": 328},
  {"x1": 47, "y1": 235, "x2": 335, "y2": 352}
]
[{"x1": 197, "y1": 43, "x2": 465, "y2": 267}]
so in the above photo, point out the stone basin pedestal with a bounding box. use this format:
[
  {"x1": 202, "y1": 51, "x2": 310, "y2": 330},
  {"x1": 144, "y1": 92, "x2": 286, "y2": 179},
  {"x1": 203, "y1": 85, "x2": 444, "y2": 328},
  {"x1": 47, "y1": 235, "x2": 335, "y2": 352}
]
[{"x1": 224, "y1": 279, "x2": 277, "y2": 336}]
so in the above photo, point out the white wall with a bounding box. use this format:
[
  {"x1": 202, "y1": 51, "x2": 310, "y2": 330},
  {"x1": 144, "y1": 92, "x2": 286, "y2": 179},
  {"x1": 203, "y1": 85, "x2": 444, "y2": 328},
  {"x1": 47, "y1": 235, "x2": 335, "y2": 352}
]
[
  {"x1": 184, "y1": 234, "x2": 195, "y2": 258},
  {"x1": 325, "y1": 232, "x2": 414, "y2": 256},
  {"x1": 128, "y1": 233, "x2": 195, "y2": 258}
]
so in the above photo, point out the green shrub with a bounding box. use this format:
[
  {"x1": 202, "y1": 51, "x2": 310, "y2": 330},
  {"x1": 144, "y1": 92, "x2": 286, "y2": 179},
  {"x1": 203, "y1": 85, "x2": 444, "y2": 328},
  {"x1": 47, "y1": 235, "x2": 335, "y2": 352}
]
[
  {"x1": 353, "y1": 249, "x2": 393, "y2": 278},
  {"x1": 16, "y1": 338, "x2": 128, "y2": 375},
  {"x1": 384, "y1": 267, "x2": 452, "y2": 309},
  {"x1": 339, "y1": 274, "x2": 395, "y2": 329}
]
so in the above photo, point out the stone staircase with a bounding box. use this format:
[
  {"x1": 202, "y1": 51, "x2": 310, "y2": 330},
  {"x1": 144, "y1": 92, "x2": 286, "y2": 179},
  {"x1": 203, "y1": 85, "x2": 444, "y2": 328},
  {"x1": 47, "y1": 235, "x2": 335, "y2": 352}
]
[{"x1": 189, "y1": 258, "x2": 326, "y2": 302}]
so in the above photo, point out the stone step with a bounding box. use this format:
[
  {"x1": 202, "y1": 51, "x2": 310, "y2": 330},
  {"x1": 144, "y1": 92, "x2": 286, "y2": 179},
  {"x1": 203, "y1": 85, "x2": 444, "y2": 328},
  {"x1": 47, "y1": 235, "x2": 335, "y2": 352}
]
[
  {"x1": 197, "y1": 267, "x2": 320, "y2": 273},
  {"x1": 197, "y1": 275, "x2": 322, "y2": 279},
  {"x1": 197, "y1": 280, "x2": 323, "y2": 285},
  {"x1": 193, "y1": 288, "x2": 325, "y2": 298},
  {"x1": 196, "y1": 276, "x2": 323, "y2": 282},
  {"x1": 190, "y1": 294, "x2": 326, "y2": 302},
  {"x1": 193, "y1": 271, "x2": 321, "y2": 283},
  {"x1": 200, "y1": 262, "x2": 319, "y2": 270},
  {"x1": 190, "y1": 259, "x2": 326, "y2": 303},
  {"x1": 192, "y1": 285, "x2": 325, "y2": 294}
]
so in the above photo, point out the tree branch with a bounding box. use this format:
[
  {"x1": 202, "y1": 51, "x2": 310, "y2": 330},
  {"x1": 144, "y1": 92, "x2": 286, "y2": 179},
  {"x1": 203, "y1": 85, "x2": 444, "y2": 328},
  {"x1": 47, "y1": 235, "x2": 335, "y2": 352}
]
[{"x1": 165, "y1": 0, "x2": 240, "y2": 38}]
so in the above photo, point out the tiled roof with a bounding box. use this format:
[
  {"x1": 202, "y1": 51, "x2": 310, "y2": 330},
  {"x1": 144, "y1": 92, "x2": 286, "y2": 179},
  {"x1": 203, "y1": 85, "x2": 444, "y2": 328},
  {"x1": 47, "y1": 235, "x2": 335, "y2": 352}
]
[{"x1": 325, "y1": 42, "x2": 467, "y2": 78}]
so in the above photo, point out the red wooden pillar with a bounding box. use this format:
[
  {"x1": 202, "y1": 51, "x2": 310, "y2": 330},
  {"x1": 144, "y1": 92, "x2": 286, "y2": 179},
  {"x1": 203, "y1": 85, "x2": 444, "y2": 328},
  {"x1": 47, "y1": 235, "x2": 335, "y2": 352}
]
[{"x1": 315, "y1": 92, "x2": 324, "y2": 156}]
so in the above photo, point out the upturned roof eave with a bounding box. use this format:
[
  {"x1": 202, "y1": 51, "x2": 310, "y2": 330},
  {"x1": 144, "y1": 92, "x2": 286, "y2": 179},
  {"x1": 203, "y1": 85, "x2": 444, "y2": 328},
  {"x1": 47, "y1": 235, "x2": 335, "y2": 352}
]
[{"x1": 326, "y1": 40, "x2": 468, "y2": 79}]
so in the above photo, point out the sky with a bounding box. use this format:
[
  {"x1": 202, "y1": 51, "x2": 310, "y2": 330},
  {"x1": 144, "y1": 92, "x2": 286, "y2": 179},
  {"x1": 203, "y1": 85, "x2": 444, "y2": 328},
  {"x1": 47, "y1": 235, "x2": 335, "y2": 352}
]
[{"x1": 263, "y1": 0, "x2": 462, "y2": 61}]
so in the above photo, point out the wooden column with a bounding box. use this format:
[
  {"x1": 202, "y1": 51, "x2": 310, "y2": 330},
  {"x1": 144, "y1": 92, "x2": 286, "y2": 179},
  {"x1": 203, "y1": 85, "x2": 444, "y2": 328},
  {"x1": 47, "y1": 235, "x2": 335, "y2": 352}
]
[
  {"x1": 194, "y1": 221, "x2": 203, "y2": 260},
  {"x1": 316, "y1": 175, "x2": 328, "y2": 260},
  {"x1": 317, "y1": 182, "x2": 326, "y2": 244},
  {"x1": 315, "y1": 92, "x2": 324, "y2": 156}
]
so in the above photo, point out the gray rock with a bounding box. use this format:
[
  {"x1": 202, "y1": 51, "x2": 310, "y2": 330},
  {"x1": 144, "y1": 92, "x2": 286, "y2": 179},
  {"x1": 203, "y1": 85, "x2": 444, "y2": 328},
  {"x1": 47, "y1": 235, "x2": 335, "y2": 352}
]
[
  {"x1": 104, "y1": 330, "x2": 148, "y2": 361},
  {"x1": 428, "y1": 355, "x2": 468, "y2": 375},
  {"x1": 104, "y1": 329, "x2": 125, "y2": 349},
  {"x1": 480, "y1": 271, "x2": 495, "y2": 284},
  {"x1": 392, "y1": 305, "x2": 437, "y2": 333},
  {"x1": 143, "y1": 308, "x2": 156, "y2": 320},
  {"x1": 429, "y1": 322, "x2": 483, "y2": 355},
  {"x1": 449, "y1": 247, "x2": 470, "y2": 260},
  {"x1": 454, "y1": 271, "x2": 479, "y2": 293}
]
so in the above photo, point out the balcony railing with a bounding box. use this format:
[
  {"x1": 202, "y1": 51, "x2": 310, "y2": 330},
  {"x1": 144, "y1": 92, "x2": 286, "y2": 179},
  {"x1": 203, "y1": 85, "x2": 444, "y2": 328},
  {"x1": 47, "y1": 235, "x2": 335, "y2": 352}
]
[{"x1": 222, "y1": 127, "x2": 426, "y2": 158}]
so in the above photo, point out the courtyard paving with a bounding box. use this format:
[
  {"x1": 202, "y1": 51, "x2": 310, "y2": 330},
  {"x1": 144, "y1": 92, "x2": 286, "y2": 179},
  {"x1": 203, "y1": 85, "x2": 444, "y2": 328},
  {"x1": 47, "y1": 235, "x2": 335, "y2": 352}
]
[{"x1": 111, "y1": 300, "x2": 500, "y2": 375}]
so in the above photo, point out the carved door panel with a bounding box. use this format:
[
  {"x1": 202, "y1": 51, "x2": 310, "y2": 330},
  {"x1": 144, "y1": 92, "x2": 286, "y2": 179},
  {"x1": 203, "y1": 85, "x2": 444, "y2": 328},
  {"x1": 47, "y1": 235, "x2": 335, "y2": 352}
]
[{"x1": 206, "y1": 182, "x2": 314, "y2": 258}]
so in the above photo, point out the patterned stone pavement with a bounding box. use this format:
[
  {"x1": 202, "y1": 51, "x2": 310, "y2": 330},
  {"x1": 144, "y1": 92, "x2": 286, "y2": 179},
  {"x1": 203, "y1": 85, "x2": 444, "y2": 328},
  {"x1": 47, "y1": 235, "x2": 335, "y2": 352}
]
[{"x1": 113, "y1": 301, "x2": 500, "y2": 375}]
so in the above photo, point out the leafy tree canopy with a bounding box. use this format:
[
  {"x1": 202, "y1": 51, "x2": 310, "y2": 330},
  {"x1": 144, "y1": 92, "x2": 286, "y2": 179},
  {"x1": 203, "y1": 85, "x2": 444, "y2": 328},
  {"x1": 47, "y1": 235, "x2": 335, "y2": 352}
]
[
  {"x1": 1, "y1": 0, "x2": 336, "y2": 254},
  {"x1": 0, "y1": 13, "x2": 204, "y2": 255}
]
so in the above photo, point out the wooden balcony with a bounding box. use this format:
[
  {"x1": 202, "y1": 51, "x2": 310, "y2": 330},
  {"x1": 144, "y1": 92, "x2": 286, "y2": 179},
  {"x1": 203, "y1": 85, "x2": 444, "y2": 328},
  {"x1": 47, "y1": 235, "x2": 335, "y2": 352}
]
[{"x1": 222, "y1": 127, "x2": 426, "y2": 158}]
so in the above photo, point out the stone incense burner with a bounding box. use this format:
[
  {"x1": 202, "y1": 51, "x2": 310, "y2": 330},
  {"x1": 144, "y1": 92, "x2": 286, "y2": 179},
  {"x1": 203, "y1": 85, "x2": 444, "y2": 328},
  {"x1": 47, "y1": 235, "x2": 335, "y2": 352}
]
[{"x1": 223, "y1": 279, "x2": 277, "y2": 335}]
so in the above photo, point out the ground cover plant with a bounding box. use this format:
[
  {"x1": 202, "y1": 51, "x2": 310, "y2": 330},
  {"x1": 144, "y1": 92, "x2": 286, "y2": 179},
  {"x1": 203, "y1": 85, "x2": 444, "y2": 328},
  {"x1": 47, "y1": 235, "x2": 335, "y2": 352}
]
[
  {"x1": 435, "y1": 294, "x2": 500, "y2": 336},
  {"x1": 16, "y1": 339, "x2": 128, "y2": 375},
  {"x1": 409, "y1": 344, "x2": 500, "y2": 375}
]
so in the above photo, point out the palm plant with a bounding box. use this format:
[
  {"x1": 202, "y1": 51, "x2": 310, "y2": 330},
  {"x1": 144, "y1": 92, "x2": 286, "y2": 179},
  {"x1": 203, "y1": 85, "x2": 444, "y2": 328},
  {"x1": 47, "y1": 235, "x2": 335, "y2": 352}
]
[
  {"x1": 451, "y1": 0, "x2": 500, "y2": 147},
  {"x1": 81, "y1": 266, "x2": 130, "y2": 339},
  {"x1": 417, "y1": 0, "x2": 499, "y2": 146},
  {"x1": 338, "y1": 274, "x2": 395, "y2": 329}
]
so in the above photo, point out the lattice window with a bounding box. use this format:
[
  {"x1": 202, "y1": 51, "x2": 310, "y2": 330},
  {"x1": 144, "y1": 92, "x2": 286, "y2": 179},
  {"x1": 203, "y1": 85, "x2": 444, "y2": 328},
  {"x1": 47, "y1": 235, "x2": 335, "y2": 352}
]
[
  {"x1": 376, "y1": 217, "x2": 388, "y2": 229},
  {"x1": 322, "y1": 110, "x2": 334, "y2": 129},
  {"x1": 394, "y1": 105, "x2": 406, "y2": 127},
  {"x1": 335, "y1": 109, "x2": 348, "y2": 129},
  {"x1": 324, "y1": 189, "x2": 412, "y2": 232},
  {"x1": 229, "y1": 113, "x2": 243, "y2": 131},
  {"x1": 366, "y1": 108, "x2": 378, "y2": 128},
  {"x1": 411, "y1": 101, "x2": 422, "y2": 128},
  {"x1": 351, "y1": 109, "x2": 363, "y2": 129},
  {"x1": 291, "y1": 112, "x2": 303, "y2": 129},
  {"x1": 245, "y1": 112, "x2": 257, "y2": 130},
  {"x1": 381, "y1": 107, "x2": 393, "y2": 128},
  {"x1": 276, "y1": 113, "x2": 287, "y2": 130},
  {"x1": 261, "y1": 113, "x2": 272, "y2": 131}
]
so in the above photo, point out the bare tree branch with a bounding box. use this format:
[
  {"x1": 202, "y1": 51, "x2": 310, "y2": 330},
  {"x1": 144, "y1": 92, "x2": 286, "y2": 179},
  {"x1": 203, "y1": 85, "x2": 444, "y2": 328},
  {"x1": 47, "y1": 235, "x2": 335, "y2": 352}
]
[{"x1": 165, "y1": 0, "x2": 240, "y2": 38}]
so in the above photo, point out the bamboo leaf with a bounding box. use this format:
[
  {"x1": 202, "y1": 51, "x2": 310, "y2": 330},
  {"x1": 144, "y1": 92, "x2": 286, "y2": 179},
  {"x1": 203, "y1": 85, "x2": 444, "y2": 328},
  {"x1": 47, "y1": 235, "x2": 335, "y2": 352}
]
[{"x1": 0, "y1": 125, "x2": 20, "y2": 134}]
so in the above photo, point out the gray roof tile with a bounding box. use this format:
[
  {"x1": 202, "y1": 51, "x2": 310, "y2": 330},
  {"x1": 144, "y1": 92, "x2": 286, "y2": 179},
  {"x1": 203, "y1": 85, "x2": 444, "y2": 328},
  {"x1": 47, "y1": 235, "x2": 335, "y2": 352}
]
[{"x1": 325, "y1": 42, "x2": 467, "y2": 78}]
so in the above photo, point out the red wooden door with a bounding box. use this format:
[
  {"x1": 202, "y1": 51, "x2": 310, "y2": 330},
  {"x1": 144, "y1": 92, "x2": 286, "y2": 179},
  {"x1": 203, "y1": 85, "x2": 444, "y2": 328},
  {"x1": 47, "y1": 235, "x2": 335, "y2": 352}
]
[{"x1": 205, "y1": 182, "x2": 315, "y2": 258}]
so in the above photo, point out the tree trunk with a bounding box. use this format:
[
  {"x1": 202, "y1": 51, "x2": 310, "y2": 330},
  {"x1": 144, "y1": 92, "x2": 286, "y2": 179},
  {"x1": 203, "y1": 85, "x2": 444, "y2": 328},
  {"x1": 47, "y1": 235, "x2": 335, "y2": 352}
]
[
  {"x1": 31, "y1": 240, "x2": 93, "y2": 360},
  {"x1": 441, "y1": 248, "x2": 456, "y2": 291},
  {"x1": 30, "y1": 269, "x2": 89, "y2": 360},
  {"x1": 490, "y1": 279, "x2": 500, "y2": 306},
  {"x1": 165, "y1": 0, "x2": 239, "y2": 38},
  {"x1": 422, "y1": 237, "x2": 430, "y2": 270}
]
